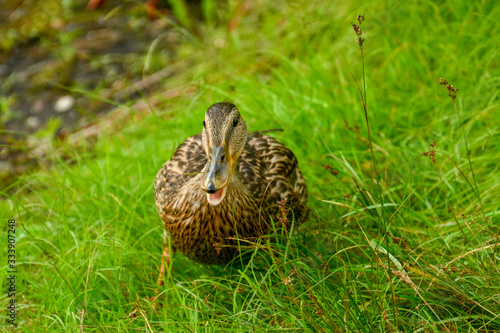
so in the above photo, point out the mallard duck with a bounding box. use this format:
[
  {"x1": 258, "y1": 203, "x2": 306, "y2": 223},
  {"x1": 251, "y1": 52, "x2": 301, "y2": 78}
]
[{"x1": 154, "y1": 102, "x2": 308, "y2": 270}]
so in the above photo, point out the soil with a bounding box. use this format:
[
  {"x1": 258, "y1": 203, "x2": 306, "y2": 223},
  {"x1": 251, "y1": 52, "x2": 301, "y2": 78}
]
[{"x1": 0, "y1": 0, "x2": 183, "y2": 189}]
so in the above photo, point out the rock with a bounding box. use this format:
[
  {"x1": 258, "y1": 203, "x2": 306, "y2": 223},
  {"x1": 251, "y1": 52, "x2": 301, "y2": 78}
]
[
  {"x1": 25, "y1": 116, "x2": 42, "y2": 129},
  {"x1": 31, "y1": 99, "x2": 45, "y2": 114},
  {"x1": 54, "y1": 95, "x2": 75, "y2": 113}
]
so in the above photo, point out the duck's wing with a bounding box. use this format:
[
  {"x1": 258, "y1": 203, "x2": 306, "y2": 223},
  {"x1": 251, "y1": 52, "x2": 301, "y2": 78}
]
[
  {"x1": 240, "y1": 133, "x2": 308, "y2": 219},
  {"x1": 154, "y1": 133, "x2": 206, "y2": 211}
]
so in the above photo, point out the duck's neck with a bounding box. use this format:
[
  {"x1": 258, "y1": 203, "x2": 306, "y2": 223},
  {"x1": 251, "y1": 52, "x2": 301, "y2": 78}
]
[
  {"x1": 228, "y1": 157, "x2": 242, "y2": 186},
  {"x1": 229, "y1": 156, "x2": 253, "y2": 196}
]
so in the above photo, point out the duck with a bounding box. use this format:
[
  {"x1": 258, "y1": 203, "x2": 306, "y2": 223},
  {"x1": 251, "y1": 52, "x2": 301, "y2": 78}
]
[{"x1": 154, "y1": 102, "x2": 308, "y2": 274}]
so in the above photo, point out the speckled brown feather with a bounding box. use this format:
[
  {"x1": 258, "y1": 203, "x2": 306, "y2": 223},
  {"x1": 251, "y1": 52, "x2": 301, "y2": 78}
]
[{"x1": 155, "y1": 132, "x2": 308, "y2": 265}]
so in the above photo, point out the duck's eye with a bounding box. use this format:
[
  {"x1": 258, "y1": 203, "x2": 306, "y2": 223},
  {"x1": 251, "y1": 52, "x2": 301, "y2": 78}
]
[
  {"x1": 203, "y1": 120, "x2": 206, "y2": 128},
  {"x1": 233, "y1": 117, "x2": 238, "y2": 127},
  {"x1": 220, "y1": 155, "x2": 225, "y2": 162}
]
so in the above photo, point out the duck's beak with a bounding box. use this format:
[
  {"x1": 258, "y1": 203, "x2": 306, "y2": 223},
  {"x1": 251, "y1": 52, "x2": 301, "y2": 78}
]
[{"x1": 201, "y1": 145, "x2": 230, "y2": 206}]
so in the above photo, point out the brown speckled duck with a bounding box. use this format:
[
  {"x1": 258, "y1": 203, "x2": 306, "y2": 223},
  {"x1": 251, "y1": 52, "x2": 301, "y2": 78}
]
[{"x1": 154, "y1": 102, "x2": 308, "y2": 272}]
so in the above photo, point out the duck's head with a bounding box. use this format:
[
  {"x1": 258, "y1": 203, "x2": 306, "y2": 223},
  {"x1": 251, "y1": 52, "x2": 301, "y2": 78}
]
[{"x1": 200, "y1": 102, "x2": 248, "y2": 206}]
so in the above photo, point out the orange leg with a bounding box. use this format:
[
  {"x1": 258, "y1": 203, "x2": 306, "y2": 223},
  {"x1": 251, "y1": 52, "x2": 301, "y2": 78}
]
[
  {"x1": 156, "y1": 246, "x2": 172, "y2": 286},
  {"x1": 146, "y1": 0, "x2": 163, "y2": 19},
  {"x1": 151, "y1": 231, "x2": 174, "y2": 308}
]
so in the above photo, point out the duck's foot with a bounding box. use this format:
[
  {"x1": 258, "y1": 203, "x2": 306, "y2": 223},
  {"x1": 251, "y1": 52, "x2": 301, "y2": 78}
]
[{"x1": 128, "y1": 292, "x2": 164, "y2": 318}]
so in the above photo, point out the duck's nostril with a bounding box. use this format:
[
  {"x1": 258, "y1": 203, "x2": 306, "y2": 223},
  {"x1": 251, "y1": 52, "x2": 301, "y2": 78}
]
[{"x1": 207, "y1": 182, "x2": 216, "y2": 194}]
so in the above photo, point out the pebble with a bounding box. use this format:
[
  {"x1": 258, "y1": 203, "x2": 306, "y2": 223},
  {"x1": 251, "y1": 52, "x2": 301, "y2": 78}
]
[
  {"x1": 31, "y1": 99, "x2": 44, "y2": 114},
  {"x1": 25, "y1": 116, "x2": 42, "y2": 129},
  {"x1": 54, "y1": 95, "x2": 75, "y2": 113}
]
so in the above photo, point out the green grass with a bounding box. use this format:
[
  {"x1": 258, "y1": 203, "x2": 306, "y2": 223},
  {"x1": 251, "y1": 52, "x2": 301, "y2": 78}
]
[{"x1": 2, "y1": 0, "x2": 500, "y2": 331}]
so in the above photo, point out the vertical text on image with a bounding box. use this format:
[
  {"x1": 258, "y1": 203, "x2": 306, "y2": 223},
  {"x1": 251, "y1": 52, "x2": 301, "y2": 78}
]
[{"x1": 7, "y1": 218, "x2": 17, "y2": 326}]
